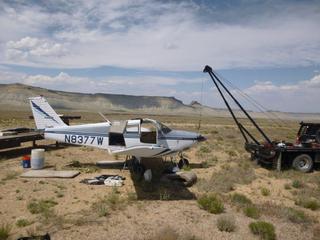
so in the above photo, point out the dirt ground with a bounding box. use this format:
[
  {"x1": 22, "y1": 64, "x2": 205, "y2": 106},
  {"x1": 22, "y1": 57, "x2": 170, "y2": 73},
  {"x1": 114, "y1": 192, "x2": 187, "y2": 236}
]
[{"x1": 0, "y1": 112, "x2": 319, "y2": 240}]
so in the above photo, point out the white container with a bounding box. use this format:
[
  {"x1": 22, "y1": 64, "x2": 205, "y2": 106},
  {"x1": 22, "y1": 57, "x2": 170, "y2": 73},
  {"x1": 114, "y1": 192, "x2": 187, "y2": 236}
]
[
  {"x1": 31, "y1": 149, "x2": 45, "y2": 170},
  {"x1": 144, "y1": 169, "x2": 152, "y2": 182}
]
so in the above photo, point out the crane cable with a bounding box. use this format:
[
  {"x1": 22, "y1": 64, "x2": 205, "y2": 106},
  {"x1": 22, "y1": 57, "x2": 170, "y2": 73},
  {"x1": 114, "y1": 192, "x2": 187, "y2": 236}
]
[
  {"x1": 214, "y1": 71, "x2": 287, "y2": 128},
  {"x1": 197, "y1": 77, "x2": 205, "y2": 132}
]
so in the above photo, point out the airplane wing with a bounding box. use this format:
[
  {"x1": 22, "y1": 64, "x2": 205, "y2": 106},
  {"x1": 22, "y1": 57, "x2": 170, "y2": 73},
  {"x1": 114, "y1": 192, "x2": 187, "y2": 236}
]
[{"x1": 109, "y1": 145, "x2": 170, "y2": 157}]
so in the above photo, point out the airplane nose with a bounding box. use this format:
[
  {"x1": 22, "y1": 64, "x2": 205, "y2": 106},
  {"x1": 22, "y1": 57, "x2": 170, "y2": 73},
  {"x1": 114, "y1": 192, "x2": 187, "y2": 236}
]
[{"x1": 196, "y1": 134, "x2": 206, "y2": 142}]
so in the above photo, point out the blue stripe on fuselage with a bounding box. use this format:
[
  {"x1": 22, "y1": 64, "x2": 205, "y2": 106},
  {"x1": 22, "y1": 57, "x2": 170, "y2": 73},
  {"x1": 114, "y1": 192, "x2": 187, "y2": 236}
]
[{"x1": 45, "y1": 130, "x2": 197, "y2": 141}]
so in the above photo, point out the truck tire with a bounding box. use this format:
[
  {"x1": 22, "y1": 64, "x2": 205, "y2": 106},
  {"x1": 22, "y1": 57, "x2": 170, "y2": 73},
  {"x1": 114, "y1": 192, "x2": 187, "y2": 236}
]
[
  {"x1": 316, "y1": 130, "x2": 320, "y2": 143},
  {"x1": 292, "y1": 154, "x2": 313, "y2": 173}
]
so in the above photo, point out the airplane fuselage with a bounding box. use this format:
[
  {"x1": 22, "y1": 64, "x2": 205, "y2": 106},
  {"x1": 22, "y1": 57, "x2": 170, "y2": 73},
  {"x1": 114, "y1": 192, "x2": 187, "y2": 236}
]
[
  {"x1": 29, "y1": 96, "x2": 205, "y2": 158},
  {"x1": 44, "y1": 121, "x2": 204, "y2": 158}
]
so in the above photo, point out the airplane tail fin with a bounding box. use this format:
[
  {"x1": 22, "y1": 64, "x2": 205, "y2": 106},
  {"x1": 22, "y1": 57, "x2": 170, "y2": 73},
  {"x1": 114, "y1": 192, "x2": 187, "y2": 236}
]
[{"x1": 29, "y1": 96, "x2": 67, "y2": 129}]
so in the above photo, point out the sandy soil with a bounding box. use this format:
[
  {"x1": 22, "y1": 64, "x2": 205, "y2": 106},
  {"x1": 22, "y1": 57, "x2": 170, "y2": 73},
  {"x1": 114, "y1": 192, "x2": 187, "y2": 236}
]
[{"x1": 0, "y1": 119, "x2": 319, "y2": 240}]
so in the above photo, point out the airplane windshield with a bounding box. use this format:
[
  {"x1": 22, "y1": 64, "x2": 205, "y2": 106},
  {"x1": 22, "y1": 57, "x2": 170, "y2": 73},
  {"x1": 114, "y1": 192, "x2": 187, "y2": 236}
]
[{"x1": 158, "y1": 122, "x2": 172, "y2": 134}]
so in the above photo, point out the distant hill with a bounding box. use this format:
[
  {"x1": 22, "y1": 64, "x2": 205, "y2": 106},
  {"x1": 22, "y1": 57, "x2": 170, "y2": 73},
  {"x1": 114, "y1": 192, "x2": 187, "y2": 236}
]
[
  {"x1": 0, "y1": 83, "x2": 195, "y2": 113},
  {"x1": 0, "y1": 83, "x2": 319, "y2": 120}
]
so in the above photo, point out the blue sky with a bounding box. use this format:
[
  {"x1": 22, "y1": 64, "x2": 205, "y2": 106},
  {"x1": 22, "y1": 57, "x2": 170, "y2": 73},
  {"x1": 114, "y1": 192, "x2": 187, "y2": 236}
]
[{"x1": 0, "y1": 0, "x2": 319, "y2": 112}]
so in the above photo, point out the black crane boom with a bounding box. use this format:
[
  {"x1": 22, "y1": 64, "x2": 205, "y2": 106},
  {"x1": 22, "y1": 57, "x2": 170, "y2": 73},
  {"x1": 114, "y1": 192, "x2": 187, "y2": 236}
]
[{"x1": 203, "y1": 65, "x2": 272, "y2": 145}]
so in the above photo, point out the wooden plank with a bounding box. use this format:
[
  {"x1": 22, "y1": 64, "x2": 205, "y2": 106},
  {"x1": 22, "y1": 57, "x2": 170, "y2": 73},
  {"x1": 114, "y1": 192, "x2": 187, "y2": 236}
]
[
  {"x1": 0, "y1": 132, "x2": 43, "y2": 150},
  {"x1": 0, "y1": 141, "x2": 20, "y2": 149},
  {"x1": 21, "y1": 170, "x2": 80, "y2": 178}
]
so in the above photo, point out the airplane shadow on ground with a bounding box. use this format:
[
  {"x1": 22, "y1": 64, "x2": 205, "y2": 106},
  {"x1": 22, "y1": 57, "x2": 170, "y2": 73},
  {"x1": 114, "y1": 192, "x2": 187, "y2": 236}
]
[
  {"x1": 85, "y1": 157, "x2": 200, "y2": 200},
  {"x1": 64, "y1": 157, "x2": 198, "y2": 200},
  {"x1": 127, "y1": 158, "x2": 198, "y2": 201}
]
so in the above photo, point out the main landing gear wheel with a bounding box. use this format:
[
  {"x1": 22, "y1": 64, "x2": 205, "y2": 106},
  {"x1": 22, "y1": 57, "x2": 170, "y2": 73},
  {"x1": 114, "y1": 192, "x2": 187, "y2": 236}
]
[
  {"x1": 292, "y1": 154, "x2": 313, "y2": 173},
  {"x1": 132, "y1": 157, "x2": 145, "y2": 178}
]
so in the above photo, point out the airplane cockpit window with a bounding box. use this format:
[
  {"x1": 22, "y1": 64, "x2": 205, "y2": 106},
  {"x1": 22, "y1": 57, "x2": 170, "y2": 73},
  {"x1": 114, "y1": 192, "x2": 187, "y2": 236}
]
[
  {"x1": 158, "y1": 122, "x2": 172, "y2": 134},
  {"x1": 140, "y1": 120, "x2": 157, "y2": 144}
]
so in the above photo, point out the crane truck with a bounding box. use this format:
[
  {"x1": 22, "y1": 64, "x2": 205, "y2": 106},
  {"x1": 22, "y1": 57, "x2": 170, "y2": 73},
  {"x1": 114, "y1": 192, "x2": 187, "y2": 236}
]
[{"x1": 203, "y1": 65, "x2": 320, "y2": 173}]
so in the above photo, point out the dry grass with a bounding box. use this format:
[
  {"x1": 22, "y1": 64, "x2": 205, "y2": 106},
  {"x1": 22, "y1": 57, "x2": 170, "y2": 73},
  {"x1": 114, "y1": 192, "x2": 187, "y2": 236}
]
[
  {"x1": 217, "y1": 215, "x2": 236, "y2": 232},
  {"x1": 27, "y1": 199, "x2": 58, "y2": 215},
  {"x1": 313, "y1": 224, "x2": 320, "y2": 240},
  {"x1": 1, "y1": 171, "x2": 18, "y2": 181},
  {"x1": 150, "y1": 227, "x2": 179, "y2": 240},
  {"x1": 0, "y1": 223, "x2": 11, "y2": 240},
  {"x1": 149, "y1": 226, "x2": 202, "y2": 240},
  {"x1": 197, "y1": 164, "x2": 256, "y2": 193},
  {"x1": 257, "y1": 202, "x2": 316, "y2": 224},
  {"x1": 91, "y1": 187, "x2": 127, "y2": 217}
]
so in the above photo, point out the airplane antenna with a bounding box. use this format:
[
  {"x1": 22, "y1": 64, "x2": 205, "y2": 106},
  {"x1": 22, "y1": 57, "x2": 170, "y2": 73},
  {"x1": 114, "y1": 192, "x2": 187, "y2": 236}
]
[{"x1": 98, "y1": 112, "x2": 111, "y2": 124}]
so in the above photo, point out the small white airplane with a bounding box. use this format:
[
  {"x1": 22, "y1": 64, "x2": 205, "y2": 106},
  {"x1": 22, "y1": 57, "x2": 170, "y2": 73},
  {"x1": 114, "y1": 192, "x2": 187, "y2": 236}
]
[{"x1": 29, "y1": 96, "x2": 206, "y2": 172}]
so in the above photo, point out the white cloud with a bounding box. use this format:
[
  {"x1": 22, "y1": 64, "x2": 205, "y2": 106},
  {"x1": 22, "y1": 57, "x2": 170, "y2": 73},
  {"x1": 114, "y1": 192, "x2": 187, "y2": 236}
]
[
  {"x1": 0, "y1": 1, "x2": 319, "y2": 70},
  {"x1": 6, "y1": 37, "x2": 66, "y2": 61},
  {"x1": 243, "y1": 74, "x2": 320, "y2": 112},
  {"x1": 24, "y1": 72, "x2": 82, "y2": 85},
  {"x1": 302, "y1": 75, "x2": 320, "y2": 88}
]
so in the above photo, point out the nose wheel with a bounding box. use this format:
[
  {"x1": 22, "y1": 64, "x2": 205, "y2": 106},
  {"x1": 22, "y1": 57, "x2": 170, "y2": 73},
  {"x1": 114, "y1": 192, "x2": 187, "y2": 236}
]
[{"x1": 178, "y1": 153, "x2": 189, "y2": 169}]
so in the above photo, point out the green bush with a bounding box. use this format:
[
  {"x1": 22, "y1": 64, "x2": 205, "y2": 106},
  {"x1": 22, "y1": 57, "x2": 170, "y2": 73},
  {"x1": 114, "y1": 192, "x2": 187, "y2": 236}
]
[
  {"x1": 261, "y1": 188, "x2": 271, "y2": 196},
  {"x1": 197, "y1": 194, "x2": 224, "y2": 214},
  {"x1": 231, "y1": 193, "x2": 252, "y2": 206},
  {"x1": 286, "y1": 208, "x2": 308, "y2": 223},
  {"x1": 244, "y1": 205, "x2": 260, "y2": 219},
  {"x1": 249, "y1": 221, "x2": 276, "y2": 240},
  {"x1": 27, "y1": 199, "x2": 57, "y2": 214},
  {"x1": 16, "y1": 219, "x2": 31, "y2": 228},
  {"x1": 292, "y1": 180, "x2": 303, "y2": 189},
  {"x1": 217, "y1": 215, "x2": 236, "y2": 232},
  {"x1": 295, "y1": 198, "x2": 320, "y2": 211},
  {"x1": 0, "y1": 223, "x2": 11, "y2": 240}
]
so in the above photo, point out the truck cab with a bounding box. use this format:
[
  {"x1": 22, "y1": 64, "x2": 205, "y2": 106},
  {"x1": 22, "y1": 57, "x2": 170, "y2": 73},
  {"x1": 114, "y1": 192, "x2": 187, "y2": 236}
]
[{"x1": 296, "y1": 122, "x2": 320, "y2": 144}]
